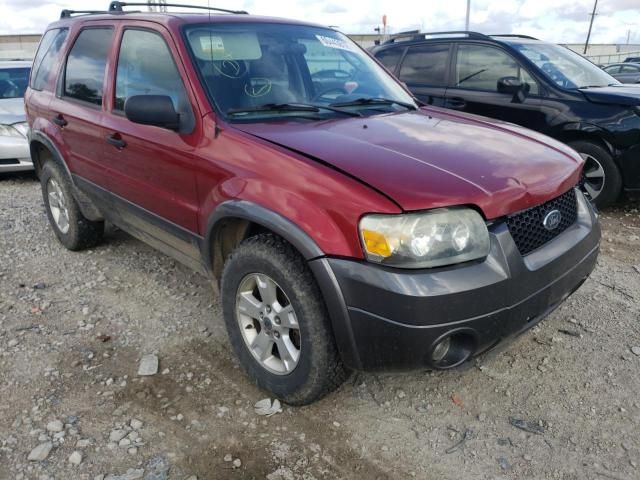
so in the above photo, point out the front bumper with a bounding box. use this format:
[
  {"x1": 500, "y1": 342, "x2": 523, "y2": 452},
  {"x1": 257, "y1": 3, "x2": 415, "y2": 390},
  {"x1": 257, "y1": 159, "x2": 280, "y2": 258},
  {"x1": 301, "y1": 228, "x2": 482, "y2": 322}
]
[
  {"x1": 0, "y1": 135, "x2": 32, "y2": 172},
  {"x1": 310, "y1": 189, "x2": 600, "y2": 371}
]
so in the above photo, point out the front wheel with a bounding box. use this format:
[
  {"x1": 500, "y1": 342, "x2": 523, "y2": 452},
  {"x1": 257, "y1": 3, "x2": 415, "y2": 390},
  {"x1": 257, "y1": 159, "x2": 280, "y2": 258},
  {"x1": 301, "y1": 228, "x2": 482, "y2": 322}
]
[
  {"x1": 568, "y1": 140, "x2": 622, "y2": 208},
  {"x1": 221, "y1": 234, "x2": 347, "y2": 405}
]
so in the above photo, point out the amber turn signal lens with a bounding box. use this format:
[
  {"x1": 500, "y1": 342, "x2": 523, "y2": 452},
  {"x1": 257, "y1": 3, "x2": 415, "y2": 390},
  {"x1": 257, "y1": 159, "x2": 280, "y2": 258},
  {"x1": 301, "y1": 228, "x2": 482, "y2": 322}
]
[{"x1": 361, "y1": 229, "x2": 392, "y2": 258}]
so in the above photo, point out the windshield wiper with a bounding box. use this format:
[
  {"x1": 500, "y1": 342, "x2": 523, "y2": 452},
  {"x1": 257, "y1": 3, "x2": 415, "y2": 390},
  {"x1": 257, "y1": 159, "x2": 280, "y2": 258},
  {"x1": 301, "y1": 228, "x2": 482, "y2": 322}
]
[
  {"x1": 227, "y1": 103, "x2": 362, "y2": 117},
  {"x1": 329, "y1": 97, "x2": 417, "y2": 110}
]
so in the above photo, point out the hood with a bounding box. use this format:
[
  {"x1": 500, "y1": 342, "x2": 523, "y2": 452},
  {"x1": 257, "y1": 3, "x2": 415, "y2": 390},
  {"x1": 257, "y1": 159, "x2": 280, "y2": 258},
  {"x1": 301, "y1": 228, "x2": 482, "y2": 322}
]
[
  {"x1": 0, "y1": 97, "x2": 26, "y2": 124},
  {"x1": 580, "y1": 84, "x2": 640, "y2": 106},
  {"x1": 233, "y1": 108, "x2": 582, "y2": 219}
]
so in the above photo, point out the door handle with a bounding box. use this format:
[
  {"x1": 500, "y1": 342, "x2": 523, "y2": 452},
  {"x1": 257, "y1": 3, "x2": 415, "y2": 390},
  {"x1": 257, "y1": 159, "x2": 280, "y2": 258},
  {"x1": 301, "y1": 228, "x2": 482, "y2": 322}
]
[
  {"x1": 106, "y1": 133, "x2": 127, "y2": 149},
  {"x1": 446, "y1": 97, "x2": 467, "y2": 109},
  {"x1": 52, "y1": 114, "x2": 67, "y2": 127}
]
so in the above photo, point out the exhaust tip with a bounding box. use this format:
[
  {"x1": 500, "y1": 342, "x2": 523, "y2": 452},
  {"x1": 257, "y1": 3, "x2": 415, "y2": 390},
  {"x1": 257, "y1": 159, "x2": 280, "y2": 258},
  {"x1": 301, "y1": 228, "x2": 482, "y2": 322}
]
[{"x1": 429, "y1": 330, "x2": 476, "y2": 369}]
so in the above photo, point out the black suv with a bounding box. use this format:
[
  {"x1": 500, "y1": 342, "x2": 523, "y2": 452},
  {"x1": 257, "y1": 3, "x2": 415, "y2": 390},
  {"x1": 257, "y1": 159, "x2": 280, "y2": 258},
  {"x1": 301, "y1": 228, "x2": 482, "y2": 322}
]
[{"x1": 372, "y1": 32, "x2": 640, "y2": 207}]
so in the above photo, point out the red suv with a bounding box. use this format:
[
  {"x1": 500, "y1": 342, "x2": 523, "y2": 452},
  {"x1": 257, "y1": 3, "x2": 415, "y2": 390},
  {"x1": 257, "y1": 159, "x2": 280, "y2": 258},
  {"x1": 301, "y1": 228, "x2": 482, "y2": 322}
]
[{"x1": 25, "y1": 2, "x2": 600, "y2": 404}]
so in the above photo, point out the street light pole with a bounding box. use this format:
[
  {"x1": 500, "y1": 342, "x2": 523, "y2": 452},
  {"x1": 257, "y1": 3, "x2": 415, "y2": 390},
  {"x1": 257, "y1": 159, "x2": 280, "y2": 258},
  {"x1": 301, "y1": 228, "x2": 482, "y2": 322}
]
[
  {"x1": 584, "y1": 0, "x2": 598, "y2": 55},
  {"x1": 465, "y1": 0, "x2": 471, "y2": 30}
]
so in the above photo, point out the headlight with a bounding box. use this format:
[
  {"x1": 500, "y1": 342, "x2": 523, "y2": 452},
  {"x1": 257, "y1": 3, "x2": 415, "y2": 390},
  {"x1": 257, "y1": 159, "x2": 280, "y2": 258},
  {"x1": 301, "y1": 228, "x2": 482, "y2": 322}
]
[
  {"x1": 0, "y1": 124, "x2": 24, "y2": 138},
  {"x1": 359, "y1": 208, "x2": 490, "y2": 268}
]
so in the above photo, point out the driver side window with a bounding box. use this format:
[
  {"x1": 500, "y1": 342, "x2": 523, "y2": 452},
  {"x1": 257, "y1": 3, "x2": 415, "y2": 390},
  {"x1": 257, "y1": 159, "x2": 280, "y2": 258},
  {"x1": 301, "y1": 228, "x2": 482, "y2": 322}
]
[{"x1": 455, "y1": 44, "x2": 539, "y2": 95}]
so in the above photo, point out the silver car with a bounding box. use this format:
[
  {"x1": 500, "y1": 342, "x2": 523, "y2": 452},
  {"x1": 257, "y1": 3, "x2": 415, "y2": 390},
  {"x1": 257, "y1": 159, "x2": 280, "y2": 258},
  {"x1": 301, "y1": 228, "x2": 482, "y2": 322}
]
[
  {"x1": 0, "y1": 61, "x2": 31, "y2": 173},
  {"x1": 602, "y1": 63, "x2": 640, "y2": 84}
]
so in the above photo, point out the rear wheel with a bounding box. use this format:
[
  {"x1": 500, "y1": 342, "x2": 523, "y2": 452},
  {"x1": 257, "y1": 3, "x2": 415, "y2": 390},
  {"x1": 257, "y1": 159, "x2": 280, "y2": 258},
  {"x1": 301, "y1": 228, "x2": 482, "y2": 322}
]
[
  {"x1": 568, "y1": 140, "x2": 622, "y2": 208},
  {"x1": 40, "y1": 161, "x2": 104, "y2": 250},
  {"x1": 221, "y1": 234, "x2": 347, "y2": 405}
]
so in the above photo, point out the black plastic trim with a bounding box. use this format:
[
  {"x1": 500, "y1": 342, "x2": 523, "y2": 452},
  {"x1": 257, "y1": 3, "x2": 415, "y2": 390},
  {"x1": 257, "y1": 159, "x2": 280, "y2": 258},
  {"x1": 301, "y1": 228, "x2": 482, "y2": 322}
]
[
  {"x1": 74, "y1": 175, "x2": 205, "y2": 273},
  {"x1": 202, "y1": 200, "x2": 325, "y2": 272}
]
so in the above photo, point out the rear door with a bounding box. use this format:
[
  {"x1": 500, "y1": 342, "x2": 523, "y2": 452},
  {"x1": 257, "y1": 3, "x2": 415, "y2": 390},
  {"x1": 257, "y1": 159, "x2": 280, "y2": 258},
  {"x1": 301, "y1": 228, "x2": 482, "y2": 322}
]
[
  {"x1": 396, "y1": 43, "x2": 450, "y2": 106},
  {"x1": 48, "y1": 26, "x2": 114, "y2": 187},
  {"x1": 617, "y1": 64, "x2": 640, "y2": 83},
  {"x1": 445, "y1": 42, "x2": 545, "y2": 130},
  {"x1": 101, "y1": 22, "x2": 201, "y2": 244}
]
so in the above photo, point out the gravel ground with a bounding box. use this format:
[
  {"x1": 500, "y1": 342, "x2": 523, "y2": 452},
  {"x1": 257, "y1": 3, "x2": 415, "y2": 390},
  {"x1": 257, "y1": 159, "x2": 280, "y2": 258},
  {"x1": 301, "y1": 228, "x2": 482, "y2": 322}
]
[{"x1": 1, "y1": 172, "x2": 639, "y2": 480}]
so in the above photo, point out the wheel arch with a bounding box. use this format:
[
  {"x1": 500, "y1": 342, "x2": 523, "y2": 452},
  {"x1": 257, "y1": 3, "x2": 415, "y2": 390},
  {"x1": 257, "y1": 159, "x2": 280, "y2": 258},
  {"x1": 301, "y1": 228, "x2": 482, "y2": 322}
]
[
  {"x1": 28, "y1": 130, "x2": 104, "y2": 222},
  {"x1": 203, "y1": 200, "x2": 325, "y2": 282},
  {"x1": 551, "y1": 124, "x2": 617, "y2": 159}
]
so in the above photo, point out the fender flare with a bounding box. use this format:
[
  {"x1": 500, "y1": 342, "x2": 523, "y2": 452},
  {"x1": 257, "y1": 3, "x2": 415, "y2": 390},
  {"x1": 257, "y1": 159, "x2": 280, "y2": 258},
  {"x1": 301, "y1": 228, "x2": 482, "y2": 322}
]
[
  {"x1": 28, "y1": 129, "x2": 104, "y2": 221},
  {"x1": 28, "y1": 129, "x2": 73, "y2": 179},
  {"x1": 202, "y1": 200, "x2": 325, "y2": 272}
]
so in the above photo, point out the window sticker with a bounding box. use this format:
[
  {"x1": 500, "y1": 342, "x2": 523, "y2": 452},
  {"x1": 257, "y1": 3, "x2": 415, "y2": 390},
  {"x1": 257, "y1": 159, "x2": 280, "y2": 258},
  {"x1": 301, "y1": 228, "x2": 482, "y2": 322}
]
[
  {"x1": 199, "y1": 35, "x2": 225, "y2": 56},
  {"x1": 315, "y1": 35, "x2": 354, "y2": 52}
]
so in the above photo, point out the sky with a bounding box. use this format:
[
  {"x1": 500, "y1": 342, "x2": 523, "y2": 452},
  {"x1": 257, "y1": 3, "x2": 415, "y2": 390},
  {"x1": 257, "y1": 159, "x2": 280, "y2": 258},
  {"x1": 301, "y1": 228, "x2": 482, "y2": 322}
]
[{"x1": 0, "y1": 0, "x2": 638, "y2": 44}]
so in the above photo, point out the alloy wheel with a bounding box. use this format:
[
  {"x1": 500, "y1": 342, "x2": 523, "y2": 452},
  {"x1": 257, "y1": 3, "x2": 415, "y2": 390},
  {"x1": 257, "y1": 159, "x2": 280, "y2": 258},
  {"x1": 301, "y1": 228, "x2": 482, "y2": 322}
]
[
  {"x1": 47, "y1": 178, "x2": 70, "y2": 234},
  {"x1": 235, "y1": 273, "x2": 301, "y2": 375},
  {"x1": 580, "y1": 153, "x2": 605, "y2": 201}
]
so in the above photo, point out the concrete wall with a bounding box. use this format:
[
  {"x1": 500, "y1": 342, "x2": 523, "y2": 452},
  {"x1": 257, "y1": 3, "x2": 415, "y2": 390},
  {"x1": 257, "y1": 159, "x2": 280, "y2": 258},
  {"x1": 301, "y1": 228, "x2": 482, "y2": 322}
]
[{"x1": 0, "y1": 34, "x2": 41, "y2": 61}]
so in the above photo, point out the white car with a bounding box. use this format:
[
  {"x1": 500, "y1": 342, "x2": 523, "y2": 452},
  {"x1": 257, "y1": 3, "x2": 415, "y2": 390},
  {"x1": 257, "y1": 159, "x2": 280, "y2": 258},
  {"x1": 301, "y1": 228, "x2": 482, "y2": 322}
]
[{"x1": 0, "y1": 61, "x2": 31, "y2": 173}]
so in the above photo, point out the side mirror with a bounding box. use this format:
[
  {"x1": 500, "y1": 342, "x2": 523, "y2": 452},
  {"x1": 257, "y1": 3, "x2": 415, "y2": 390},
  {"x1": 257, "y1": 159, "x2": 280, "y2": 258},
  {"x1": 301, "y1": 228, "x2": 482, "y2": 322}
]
[
  {"x1": 497, "y1": 76, "x2": 530, "y2": 103},
  {"x1": 497, "y1": 76, "x2": 524, "y2": 94},
  {"x1": 124, "y1": 95, "x2": 180, "y2": 131}
]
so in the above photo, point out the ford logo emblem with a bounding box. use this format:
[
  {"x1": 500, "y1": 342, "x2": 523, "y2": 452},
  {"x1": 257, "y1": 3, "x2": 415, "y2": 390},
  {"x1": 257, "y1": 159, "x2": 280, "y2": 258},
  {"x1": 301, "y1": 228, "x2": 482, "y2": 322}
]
[{"x1": 543, "y1": 210, "x2": 562, "y2": 231}]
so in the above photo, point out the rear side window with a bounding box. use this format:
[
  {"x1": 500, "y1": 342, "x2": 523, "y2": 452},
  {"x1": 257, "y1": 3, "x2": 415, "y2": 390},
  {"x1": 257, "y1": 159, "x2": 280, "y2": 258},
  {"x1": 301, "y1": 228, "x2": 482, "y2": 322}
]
[
  {"x1": 64, "y1": 28, "x2": 114, "y2": 105},
  {"x1": 376, "y1": 48, "x2": 404, "y2": 73},
  {"x1": 398, "y1": 44, "x2": 449, "y2": 87},
  {"x1": 115, "y1": 29, "x2": 189, "y2": 113},
  {"x1": 30, "y1": 28, "x2": 68, "y2": 91},
  {"x1": 620, "y1": 65, "x2": 639, "y2": 73}
]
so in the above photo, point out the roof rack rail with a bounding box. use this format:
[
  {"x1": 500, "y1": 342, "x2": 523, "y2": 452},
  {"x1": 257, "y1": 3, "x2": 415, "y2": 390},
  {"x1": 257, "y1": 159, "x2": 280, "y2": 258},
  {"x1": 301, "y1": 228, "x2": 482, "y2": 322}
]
[
  {"x1": 60, "y1": 9, "x2": 110, "y2": 19},
  {"x1": 383, "y1": 30, "x2": 491, "y2": 45},
  {"x1": 108, "y1": 1, "x2": 248, "y2": 14},
  {"x1": 490, "y1": 34, "x2": 539, "y2": 40}
]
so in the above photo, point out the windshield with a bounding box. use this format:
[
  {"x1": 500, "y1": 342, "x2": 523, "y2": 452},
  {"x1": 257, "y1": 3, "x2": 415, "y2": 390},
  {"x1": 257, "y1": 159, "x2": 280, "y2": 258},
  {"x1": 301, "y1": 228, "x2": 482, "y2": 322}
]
[
  {"x1": 508, "y1": 41, "x2": 619, "y2": 89},
  {"x1": 0, "y1": 67, "x2": 30, "y2": 99},
  {"x1": 184, "y1": 23, "x2": 415, "y2": 120}
]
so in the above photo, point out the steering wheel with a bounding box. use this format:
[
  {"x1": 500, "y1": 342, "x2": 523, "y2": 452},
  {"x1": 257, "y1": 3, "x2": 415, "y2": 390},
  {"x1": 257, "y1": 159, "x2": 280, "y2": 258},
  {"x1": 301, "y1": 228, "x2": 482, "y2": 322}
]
[
  {"x1": 541, "y1": 62, "x2": 571, "y2": 89},
  {"x1": 311, "y1": 69, "x2": 351, "y2": 80},
  {"x1": 312, "y1": 87, "x2": 349, "y2": 102}
]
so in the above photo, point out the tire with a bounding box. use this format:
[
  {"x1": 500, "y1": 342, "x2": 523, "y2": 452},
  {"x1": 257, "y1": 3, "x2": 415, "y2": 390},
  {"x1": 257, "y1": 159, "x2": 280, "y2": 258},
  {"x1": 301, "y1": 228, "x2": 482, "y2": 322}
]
[
  {"x1": 568, "y1": 140, "x2": 622, "y2": 208},
  {"x1": 221, "y1": 234, "x2": 347, "y2": 405},
  {"x1": 40, "y1": 161, "x2": 104, "y2": 251}
]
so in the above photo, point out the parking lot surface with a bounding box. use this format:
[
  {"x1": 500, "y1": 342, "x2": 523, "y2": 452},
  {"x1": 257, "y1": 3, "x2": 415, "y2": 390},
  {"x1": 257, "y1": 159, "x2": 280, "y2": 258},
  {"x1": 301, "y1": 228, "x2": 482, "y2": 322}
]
[{"x1": 1, "y1": 173, "x2": 639, "y2": 480}]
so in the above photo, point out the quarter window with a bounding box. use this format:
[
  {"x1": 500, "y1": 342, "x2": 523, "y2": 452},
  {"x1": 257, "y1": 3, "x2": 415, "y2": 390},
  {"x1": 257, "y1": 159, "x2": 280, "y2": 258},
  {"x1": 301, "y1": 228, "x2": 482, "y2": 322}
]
[
  {"x1": 376, "y1": 48, "x2": 404, "y2": 73},
  {"x1": 399, "y1": 44, "x2": 449, "y2": 86},
  {"x1": 31, "y1": 28, "x2": 68, "y2": 91},
  {"x1": 64, "y1": 28, "x2": 113, "y2": 105},
  {"x1": 455, "y1": 44, "x2": 539, "y2": 94},
  {"x1": 115, "y1": 29, "x2": 189, "y2": 113}
]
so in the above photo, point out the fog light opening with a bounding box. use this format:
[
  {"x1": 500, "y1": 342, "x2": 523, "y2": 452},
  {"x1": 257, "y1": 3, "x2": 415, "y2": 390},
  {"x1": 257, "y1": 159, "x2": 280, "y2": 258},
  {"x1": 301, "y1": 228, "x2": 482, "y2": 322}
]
[{"x1": 429, "y1": 332, "x2": 476, "y2": 369}]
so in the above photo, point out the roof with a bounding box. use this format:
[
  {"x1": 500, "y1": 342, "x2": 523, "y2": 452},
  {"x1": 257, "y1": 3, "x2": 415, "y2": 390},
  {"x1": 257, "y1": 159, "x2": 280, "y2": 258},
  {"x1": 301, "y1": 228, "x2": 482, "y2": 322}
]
[{"x1": 48, "y1": 10, "x2": 327, "y2": 31}]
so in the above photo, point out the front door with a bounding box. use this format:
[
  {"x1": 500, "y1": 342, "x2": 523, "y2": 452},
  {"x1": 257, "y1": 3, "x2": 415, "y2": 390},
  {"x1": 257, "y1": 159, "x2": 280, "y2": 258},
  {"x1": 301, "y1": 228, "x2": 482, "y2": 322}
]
[
  {"x1": 101, "y1": 24, "x2": 201, "y2": 244},
  {"x1": 445, "y1": 43, "x2": 545, "y2": 132}
]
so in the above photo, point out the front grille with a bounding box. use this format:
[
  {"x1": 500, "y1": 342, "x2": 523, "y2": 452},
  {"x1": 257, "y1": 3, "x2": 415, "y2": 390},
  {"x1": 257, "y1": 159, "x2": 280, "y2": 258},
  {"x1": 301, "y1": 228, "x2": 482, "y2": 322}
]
[{"x1": 506, "y1": 189, "x2": 578, "y2": 256}]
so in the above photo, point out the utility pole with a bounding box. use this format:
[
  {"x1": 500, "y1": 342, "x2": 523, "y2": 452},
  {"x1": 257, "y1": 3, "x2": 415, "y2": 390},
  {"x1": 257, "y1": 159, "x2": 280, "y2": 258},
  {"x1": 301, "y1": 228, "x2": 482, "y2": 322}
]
[
  {"x1": 627, "y1": 29, "x2": 632, "y2": 45},
  {"x1": 465, "y1": 0, "x2": 471, "y2": 30},
  {"x1": 583, "y1": 0, "x2": 598, "y2": 54}
]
